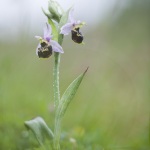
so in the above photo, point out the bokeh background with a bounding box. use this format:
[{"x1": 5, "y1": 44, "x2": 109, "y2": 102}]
[{"x1": 0, "y1": 0, "x2": 149, "y2": 149}]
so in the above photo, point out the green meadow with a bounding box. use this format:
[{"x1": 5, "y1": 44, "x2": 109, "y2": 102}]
[{"x1": 0, "y1": 1, "x2": 149, "y2": 149}]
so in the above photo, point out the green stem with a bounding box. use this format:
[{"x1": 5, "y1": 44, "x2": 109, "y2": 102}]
[
  {"x1": 52, "y1": 19, "x2": 64, "y2": 148},
  {"x1": 53, "y1": 52, "x2": 61, "y2": 150},
  {"x1": 53, "y1": 117, "x2": 61, "y2": 150},
  {"x1": 53, "y1": 52, "x2": 60, "y2": 108}
]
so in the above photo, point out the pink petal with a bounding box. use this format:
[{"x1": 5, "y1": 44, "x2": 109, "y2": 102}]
[
  {"x1": 60, "y1": 23, "x2": 73, "y2": 35},
  {"x1": 51, "y1": 40, "x2": 64, "y2": 53},
  {"x1": 43, "y1": 23, "x2": 52, "y2": 41},
  {"x1": 68, "y1": 8, "x2": 76, "y2": 23}
]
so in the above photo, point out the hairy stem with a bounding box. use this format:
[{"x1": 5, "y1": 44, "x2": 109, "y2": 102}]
[
  {"x1": 53, "y1": 52, "x2": 60, "y2": 108},
  {"x1": 53, "y1": 52, "x2": 61, "y2": 150},
  {"x1": 53, "y1": 117, "x2": 61, "y2": 150}
]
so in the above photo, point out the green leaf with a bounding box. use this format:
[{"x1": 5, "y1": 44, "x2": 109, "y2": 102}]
[
  {"x1": 48, "y1": 19, "x2": 58, "y2": 41},
  {"x1": 24, "y1": 117, "x2": 54, "y2": 146},
  {"x1": 57, "y1": 67, "x2": 88, "y2": 118}
]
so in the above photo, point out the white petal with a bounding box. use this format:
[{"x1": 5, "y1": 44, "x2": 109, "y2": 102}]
[{"x1": 51, "y1": 40, "x2": 64, "y2": 53}]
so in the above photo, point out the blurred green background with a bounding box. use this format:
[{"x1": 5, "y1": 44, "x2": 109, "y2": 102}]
[{"x1": 0, "y1": 0, "x2": 149, "y2": 149}]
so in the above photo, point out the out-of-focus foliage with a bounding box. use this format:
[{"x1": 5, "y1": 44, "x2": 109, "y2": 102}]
[{"x1": 0, "y1": 0, "x2": 149, "y2": 149}]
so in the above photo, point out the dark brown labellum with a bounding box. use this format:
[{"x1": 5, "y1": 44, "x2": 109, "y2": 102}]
[
  {"x1": 71, "y1": 27, "x2": 83, "y2": 44},
  {"x1": 38, "y1": 41, "x2": 52, "y2": 58}
]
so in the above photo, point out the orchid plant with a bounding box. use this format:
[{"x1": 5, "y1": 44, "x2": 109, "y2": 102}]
[{"x1": 24, "y1": 0, "x2": 87, "y2": 150}]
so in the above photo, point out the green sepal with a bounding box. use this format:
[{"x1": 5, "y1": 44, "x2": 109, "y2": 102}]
[
  {"x1": 24, "y1": 117, "x2": 54, "y2": 146},
  {"x1": 56, "y1": 67, "x2": 88, "y2": 118}
]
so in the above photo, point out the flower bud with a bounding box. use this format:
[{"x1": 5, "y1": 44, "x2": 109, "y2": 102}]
[
  {"x1": 42, "y1": 8, "x2": 53, "y2": 19},
  {"x1": 48, "y1": 0, "x2": 63, "y2": 22}
]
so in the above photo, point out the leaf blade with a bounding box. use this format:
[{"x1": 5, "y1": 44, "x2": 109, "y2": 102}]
[
  {"x1": 24, "y1": 117, "x2": 54, "y2": 146},
  {"x1": 48, "y1": 19, "x2": 58, "y2": 41},
  {"x1": 57, "y1": 67, "x2": 88, "y2": 118}
]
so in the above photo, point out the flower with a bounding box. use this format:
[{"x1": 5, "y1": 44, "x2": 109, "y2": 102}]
[
  {"x1": 60, "y1": 8, "x2": 85, "y2": 44},
  {"x1": 35, "y1": 23, "x2": 64, "y2": 58}
]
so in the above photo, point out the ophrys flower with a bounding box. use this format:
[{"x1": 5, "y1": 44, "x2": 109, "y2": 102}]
[
  {"x1": 35, "y1": 23, "x2": 64, "y2": 58},
  {"x1": 60, "y1": 8, "x2": 85, "y2": 44}
]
